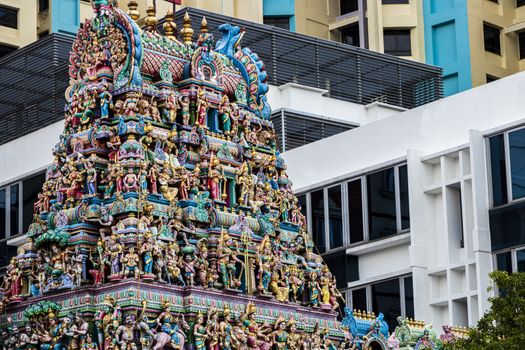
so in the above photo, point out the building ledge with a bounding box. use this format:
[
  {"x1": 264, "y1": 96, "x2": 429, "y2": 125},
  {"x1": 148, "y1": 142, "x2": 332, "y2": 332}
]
[
  {"x1": 346, "y1": 232, "x2": 410, "y2": 256},
  {"x1": 7, "y1": 233, "x2": 29, "y2": 247},
  {"x1": 329, "y1": 12, "x2": 359, "y2": 31}
]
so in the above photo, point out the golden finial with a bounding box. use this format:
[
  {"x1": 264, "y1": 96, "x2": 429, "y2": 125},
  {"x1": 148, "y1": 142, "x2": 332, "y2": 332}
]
[
  {"x1": 144, "y1": 3, "x2": 158, "y2": 32},
  {"x1": 200, "y1": 16, "x2": 208, "y2": 34},
  {"x1": 127, "y1": 0, "x2": 140, "y2": 21},
  {"x1": 180, "y1": 11, "x2": 194, "y2": 45},
  {"x1": 163, "y1": 8, "x2": 177, "y2": 39}
]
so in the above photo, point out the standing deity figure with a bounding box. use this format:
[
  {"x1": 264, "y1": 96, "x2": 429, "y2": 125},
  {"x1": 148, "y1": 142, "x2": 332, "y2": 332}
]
[
  {"x1": 193, "y1": 312, "x2": 207, "y2": 350},
  {"x1": 218, "y1": 95, "x2": 232, "y2": 133},
  {"x1": 218, "y1": 306, "x2": 235, "y2": 350},
  {"x1": 179, "y1": 96, "x2": 191, "y2": 125},
  {"x1": 122, "y1": 247, "x2": 140, "y2": 279},
  {"x1": 115, "y1": 315, "x2": 139, "y2": 350},
  {"x1": 150, "y1": 99, "x2": 162, "y2": 123},
  {"x1": 217, "y1": 233, "x2": 244, "y2": 289},
  {"x1": 256, "y1": 237, "x2": 274, "y2": 294},
  {"x1": 81, "y1": 334, "x2": 98, "y2": 350},
  {"x1": 140, "y1": 234, "x2": 155, "y2": 275},
  {"x1": 181, "y1": 253, "x2": 196, "y2": 286},
  {"x1": 69, "y1": 246, "x2": 84, "y2": 287},
  {"x1": 307, "y1": 272, "x2": 321, "y2": 307},
  {"x1": 164, "y1": 93, "x2": 180, "y2": 123},
  {"x1": 148, "y1": 163, "x2": 159, "y2": 194},
  {"x1": 139, "y1": 168, "x2": 148, "y2": 193},
  {"x1": 99, "y1": 90, "x2": 112, "y2": 119},
  {"x1": 236, "y1": 162, "x2": 254, "y2": 206},
  {"x1": 196, "y1": 89, "x2": 208, "y2": 127},
  {"x1": 106, "y1": 236, "x2": 122, "y2": 277},
  {"x1": 207, "y1": 157, "x2": 222, "y2": 201},
  {"x1": 40, "y1": 312, "x2": 68, "y2": 350}
]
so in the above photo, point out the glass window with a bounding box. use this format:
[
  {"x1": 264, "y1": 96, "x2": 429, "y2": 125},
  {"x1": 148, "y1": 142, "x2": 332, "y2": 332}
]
[
  {"x1": 263, "y1": 16, "x2": 290, "y2": 30},
  {"x1": 341, "y1": 24, "x2": 360, "y2": 47},
  {"x1": 517, "y1": 249, "x2": 525, "y2": 272},
  {"x1": 372, "y1": 278, "x2": 401, "y2": 329},
  {"x1": 368, "y1": 168, "x2": 397, "y2": 240},
  {"x1": 39, "y1": 0, "x2": 49, "y2": 12},
  {"x1": 404, "y1": 276, "x2": 414, "y2": 318},
  {"x1": 384, "y1": 29, "x2": 411, "y2": 56},
  {"x1": 509, "y1": 128, "x2": 525, "y2": 200},
  {"x1": 489, "y1": 134, "x2": 508, "y2": 206},
  {"x1": 340, "y1": 0, "x2": 358, "y2": 14},
  {"x1": 518, "y1": 0, "x2": 525, "y2": 7},
  {"x1": 297, "y1": 194, "x2": 307, "y2": 220},
  {"x1": 484, "y1": 24, "x2": 501, "y2": 55},
  {"x1": 0, "y1": 43, "x2": 16, "y2": 58},
  {"x1": 0, "y1": 188, "x2": 5, "y2": 240},
  {"x1": 23, "y1": 172, "x2": 46, "y2": 232},
  {"x1": 328, "y1": 185, "x2": 343, "y2": 249},
  {"x1": 519, "y1": 32, "x2": 525, "y2": 60},
  {"x1": 10, "y1": 184, "x2": 19, "y2": 236},
  {"x1": 399, "y1": 165, "x2": 410, "y2": 230},
  {"x1": 348, "y1": 179, "x2": 364, "y2": 243},
  {"x1": 352, "y1": 288, "x2": 367, "y2": 311},
  {"x1": 311, "y1": 189, "x2": 326, "y2": 253},
  {"x1": 0, "y1": 5, "x2": 18, "y2": 29},
  {"x1": 496, "y1": 251, "x2": 512, "y2": 273}
]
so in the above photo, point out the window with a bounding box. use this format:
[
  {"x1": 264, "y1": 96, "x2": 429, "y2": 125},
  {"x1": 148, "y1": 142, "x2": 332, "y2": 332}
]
[
  {"x1": 328, "y1": 185, "x2": 343, "y2": 249},
  {"x1": 517, "y1": 249, "x2": 525, "y2": 272},
  {"x1": 0, "y1": 43, "x2": 16, "y2": 58},
  {"x1": 0, "y1": 189, "x2": 5, "y2": 240},
  {"x1": 340, "y1": 0, "x2": 359, "y2": 15},
  {"x1": 495, "y1": 247, "x2": 525, "y2": 273},
  {"x1": 0, "y1": 172, "x2": 45, "y2": 241},
  {"x1": 519, "y1": 32, "x2": 525, "y2": 60},
  {"x1": 517, "y1": 0, "x2": 525, "y2": 7},
  {"x1": 509, "y1": 128, "x2": 525, "y2": 200},
  {"x1": 384, "y1": 29, "x2": 411, "y2": 56},
  {"x1": 300, "y1": 163, "x2": 409, "y2": 251},
  {"x1": 351, "y1": 288, "x2": 367, "y2": 311},
  {"x1": 483, "y1": 23, "x2": 501, "y2": 54},
  {"x1": 489, "y1": 134, "x2": 508, "y2": 206},
  {"x1": 341, "y1": 24, "x2": 360, "y2": 47},
  {"x1": 39, "y1": 0, "x2": 49, "y2": 12},
  {"x1": 382, "y1": 0, "x2": 409, "y2": 4},
  {"x1": 23, "y1": 172, "x2": 46, "y2": 232},
  {"x1": 399, "y1": 165, "x2": 410, "y2": 230},
  {"x1": 349, "y1": 275, "x2": 414, "y2": 328},
  {"x1": 311, "y1": 189, "x2": 326, "y2": 253},
  {"x1": 486, "y1": 74, "x2": 499, "y2": 83},
  {"x1": 368, "y1": 168, "x2": 397, "y2": 240},
  {"x1": 0, "y1": 5, "x2": 17, "y2": 29},
  {"x1": 348, "y1": 179, "x2": 364, "y2": 243},
  {"x1": 263, "y1": 16, "x2": 290, "y2": 30}
]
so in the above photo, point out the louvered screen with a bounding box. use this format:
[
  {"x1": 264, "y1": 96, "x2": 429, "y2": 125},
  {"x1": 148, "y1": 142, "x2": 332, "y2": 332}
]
[
  {"x1": 174, "y1": 8, "x2": 443, "y2": 109},
  {"x1": 0, "y1": 33, "x2": 72, "y2": 146},
  {"x1": 271, "y1": 110, "x2": 355, "y2": 152}
]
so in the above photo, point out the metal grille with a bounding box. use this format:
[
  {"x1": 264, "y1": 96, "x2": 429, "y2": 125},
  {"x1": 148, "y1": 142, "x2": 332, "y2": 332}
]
[
  {"x1": 0, "y1": 33, "x2": 72, "y2": 146},
  {"x1": 174, "y1": 8, "x2": 443, "y2": 109},
  {"x1": 271, "y1": 109, "x2": 355, "y2": 152}
]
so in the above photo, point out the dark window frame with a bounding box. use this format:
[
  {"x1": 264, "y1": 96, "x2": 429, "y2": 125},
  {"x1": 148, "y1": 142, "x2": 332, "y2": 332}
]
[
  {"x1": 383, "y1": 29, "x2": 412, "y2": 56},
  {"x1": 341, "y1": 23, "x2": 360, "y2": 47},
  {"x1": 340, "y1": 0, "x2": 359, "y2": 15},
  {"x1": 483, "y1": 23, "x2": 502, "y2": 55},
  {"x1": 0, "y1": 5, "x2": 18, "y2": 29},
  {"x1": 519, "y1": 31, "x2": 525, "y2": 60},
  {"x1": 263, "y1": 16, "x2": 291, "y2": 31},
  {"x1": 517, "y1": 0, "x2": 525, "y2": 7}
]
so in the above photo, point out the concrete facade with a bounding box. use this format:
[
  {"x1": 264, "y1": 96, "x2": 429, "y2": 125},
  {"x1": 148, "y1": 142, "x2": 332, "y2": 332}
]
[{"x1": 283, "y1": 71, "x2": 525, "y2": 329}]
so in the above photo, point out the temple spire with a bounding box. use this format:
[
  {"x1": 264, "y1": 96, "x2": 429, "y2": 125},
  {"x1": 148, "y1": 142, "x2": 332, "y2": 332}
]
[
  {"x1": 144, "y1": 1, "x2": 158, "y2": 32},
  {"x1": 200, "y1": 16, "x2": 208, "y2": 35},
  {"x1": 180, "y1": 11, "x2": 194, "y2": 45},
  {"x1": 163, "y1": 8, "x2": 177, "y2": 39},
  {"x1": 127, "y1": 0, "x2": 140, "y2": 21}
]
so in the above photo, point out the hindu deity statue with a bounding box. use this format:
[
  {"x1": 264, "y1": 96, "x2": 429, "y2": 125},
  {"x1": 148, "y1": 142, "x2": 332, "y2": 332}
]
[{"x1": 154, "y1": 300, "x2": 189, "y2": 349}]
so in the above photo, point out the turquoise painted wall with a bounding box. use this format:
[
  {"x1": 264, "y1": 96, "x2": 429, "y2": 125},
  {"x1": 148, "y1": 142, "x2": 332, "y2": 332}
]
[
  {"x1": 423, "y1": 0, "x2": 471, "y2": 96},
  {"x1": 51, "y1": 0, "x2": 80, "y2": 35},
  {"x1": 263, "y1": 0, "x2": 295, "y2": 31}
]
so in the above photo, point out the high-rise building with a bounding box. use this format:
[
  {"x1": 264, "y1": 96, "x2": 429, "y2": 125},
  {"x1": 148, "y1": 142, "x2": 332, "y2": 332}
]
[{"x1": 4, "y1": 1, "x2": 525, "y2": 97}]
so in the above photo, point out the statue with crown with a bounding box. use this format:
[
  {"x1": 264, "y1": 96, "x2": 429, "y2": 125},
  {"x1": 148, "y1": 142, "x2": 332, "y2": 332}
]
[{"x1": 0, "y1": 1, "x2": 450, "y2": 350}]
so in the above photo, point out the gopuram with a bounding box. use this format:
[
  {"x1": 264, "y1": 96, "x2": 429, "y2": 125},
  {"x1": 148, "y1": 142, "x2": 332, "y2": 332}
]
[{"x1": 0, "y1": 1, "x2": 466, "y2": 350}]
